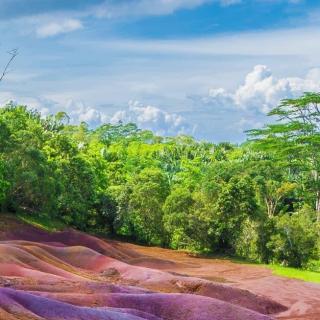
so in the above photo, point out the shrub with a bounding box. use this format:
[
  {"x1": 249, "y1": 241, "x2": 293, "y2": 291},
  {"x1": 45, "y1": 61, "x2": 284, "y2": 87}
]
[{"x1": 267, "y1": 206, "x2": 318, "y2": 267}]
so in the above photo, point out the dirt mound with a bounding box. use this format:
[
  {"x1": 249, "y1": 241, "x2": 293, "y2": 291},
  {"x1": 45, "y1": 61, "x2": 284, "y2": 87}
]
[
  {"x1": 0, "y1": 216, "x2": 141, "y2": 262},
  {"x1": 0, "y1": 288, "x2": 161, "y2": 320},
  {"x1": 0, "y1": 215, "x2": 316, "y2": 319},
  {"x1": 114, "y1": 241, "x2": 320, "y2": 320},
  {"x1": 0, "y1": 287, "x2": 275, "y2": 320},
  {"x1": 0, "y1": 239, "x2": 285, "y2": 314}
]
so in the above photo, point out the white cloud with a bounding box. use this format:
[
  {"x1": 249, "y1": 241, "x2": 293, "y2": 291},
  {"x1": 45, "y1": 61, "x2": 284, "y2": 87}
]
[
  {"x1": 65, "y1": 99, "x2": 108, "y2": 126},
  {"x1": 0, "y1": 0, "x2": 239, "y2": 23},
  {"x1": 0, "y1": 92, "x2": 63, "y2": 120},
  {"x1": 235, "y1": 65, "x2": 320, "y2": 112},
  {"x1": 110, "y1": 101, "x2": 195, "y2": 136},
  {"x1": 2, "y1": 64, "x2": 319, "y2": 141},
  {"x1": 195, "y1": 65, "x2": 320, "y2": 114},
  {"x1": 2, "y1": 0, "x2": 239, "y2": 38},
  {"x1": 0, "y1": 93, "x2": 105, "y2": 127},
  {"x1": 0, "y1": 93, "x2": 193, "y2": 136},
  {"x1": 92, "y1": 0, "x2": 238, "y2": 18},
  {"x1": 36, "y1": 19, "x2": 83, "y2": 38},
  {"x1": 184, "y1": 64, "x2": 320, "y2": 140},
  {"x1": 90, "y1": 26, "x2": 320, "y2": 58}
]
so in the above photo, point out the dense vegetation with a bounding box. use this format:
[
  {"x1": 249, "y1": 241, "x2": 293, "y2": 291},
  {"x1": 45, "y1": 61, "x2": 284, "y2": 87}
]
[{"x1": 0, "y1": 93, "x2": 319, "y2": 270}]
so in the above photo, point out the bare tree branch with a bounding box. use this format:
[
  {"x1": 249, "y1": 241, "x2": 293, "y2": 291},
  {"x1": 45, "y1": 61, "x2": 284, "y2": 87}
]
[{"x1": 0, "y1": 49, "x2": 18, "y2": 83}]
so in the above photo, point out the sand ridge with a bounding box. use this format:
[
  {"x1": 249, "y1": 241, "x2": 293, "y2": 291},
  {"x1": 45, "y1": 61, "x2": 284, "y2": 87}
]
[{"x1": 0, "y1": 216, "x2": 318, "y2": 319}]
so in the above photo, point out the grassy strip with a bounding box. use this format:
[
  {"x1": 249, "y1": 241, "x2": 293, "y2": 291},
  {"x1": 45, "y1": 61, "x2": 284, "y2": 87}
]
[
  {"x1": 219, "y1": 255, "x2": 320, "y2": 283},
  {"x1": 17, "y1": 213, "x2": 66, "y2": 232},
  {"x1": 265, "y1": 264, "x2": 320, "y2": 283}
]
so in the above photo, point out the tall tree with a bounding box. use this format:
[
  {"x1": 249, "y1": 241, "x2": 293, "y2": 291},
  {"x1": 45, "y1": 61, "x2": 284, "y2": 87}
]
[{"x1": 248, "y1": 92, "x2": 320, "y2": 221}]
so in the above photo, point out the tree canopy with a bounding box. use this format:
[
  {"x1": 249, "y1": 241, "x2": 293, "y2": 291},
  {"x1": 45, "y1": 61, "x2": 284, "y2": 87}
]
[{"x1": 0, "y1": 96, "x2": 319, "y2": 269}]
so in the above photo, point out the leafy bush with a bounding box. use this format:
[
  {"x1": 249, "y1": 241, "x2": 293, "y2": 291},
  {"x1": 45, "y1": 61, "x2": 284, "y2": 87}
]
[{"x1": 267, "y1": 206, "x2": 318, "y2": 267}]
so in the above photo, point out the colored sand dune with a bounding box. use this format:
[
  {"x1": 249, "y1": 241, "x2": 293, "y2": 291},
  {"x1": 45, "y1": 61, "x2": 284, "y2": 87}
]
[{"x1": 0, "y1": 216, "x2": 319, "y2": 319}]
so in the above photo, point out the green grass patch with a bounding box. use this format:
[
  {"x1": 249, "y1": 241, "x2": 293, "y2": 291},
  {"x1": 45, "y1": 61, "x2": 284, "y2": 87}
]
[
  {"x1": 184, "y1": 252, "x2": 320, "y2": 283},
  {"x1": 17, "y1": 213, "x2": 66, "y2": 232},
  {"x1": 211, "y1": 254, "x2": 320, "y2": 284},
  {"x1": 266, "y1": 264, "x2": 320, "y2": 283}
]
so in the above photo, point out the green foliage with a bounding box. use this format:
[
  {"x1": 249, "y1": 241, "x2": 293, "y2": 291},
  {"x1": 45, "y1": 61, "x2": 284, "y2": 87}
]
[
  {"x1": 247, "y1": 92, "x2": 320, "y2": 220},
  {"x1": 128, "y1": 168, "x2": 169, "y2": 244},
  {"x1": 163, "y1": 187, "x2": 215, "y2": 251},
  {"x1": 17, "y1": 213, "x2": 66, "y2": 232},
  {"x1": 0, "y1": 160, "x2": 9, "y2": 204},
  {"x1": 163, "y1": 187, "x2": 195, "y2": 249},
  {"x1": 0, "y1": 97, "x2": 319, "y2": 271},
  {"x1": 213, "y1": 175, "x2": 258, "y2": 251},
  {"x1": 266, "y1": 206, "x2": 318, "y2": 268}
]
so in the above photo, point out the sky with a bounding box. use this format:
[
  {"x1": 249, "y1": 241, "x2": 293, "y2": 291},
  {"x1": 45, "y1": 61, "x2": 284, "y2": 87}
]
[{"x1": 1, "y1": 0, "x2": 320, "y2": 142}]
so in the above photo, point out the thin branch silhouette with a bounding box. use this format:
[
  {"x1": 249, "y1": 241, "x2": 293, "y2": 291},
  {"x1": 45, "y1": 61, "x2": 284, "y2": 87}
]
[{"x1": 0, "y1": 49, "x2": 18, "y2": 83}]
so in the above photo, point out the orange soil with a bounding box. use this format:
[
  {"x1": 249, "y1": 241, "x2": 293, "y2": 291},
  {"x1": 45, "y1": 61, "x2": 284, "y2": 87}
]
[
  {"x1": 0, "y1": 215, "x2": 319, "y2": 319},
  {"x1": 113, "y1": 241, "x2": 320, "y2": 320}
]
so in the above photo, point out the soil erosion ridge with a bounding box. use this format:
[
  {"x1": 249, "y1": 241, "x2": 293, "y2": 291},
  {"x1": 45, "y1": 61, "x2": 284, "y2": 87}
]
[{"x1": 0, "y1": 216, "x2": 318, "y2": 320}]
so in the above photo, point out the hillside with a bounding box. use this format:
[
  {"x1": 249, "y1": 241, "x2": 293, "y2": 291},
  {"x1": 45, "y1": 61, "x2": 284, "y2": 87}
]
[{"x1": 0, "y1": 215, "x2": 319, "y2": 320}]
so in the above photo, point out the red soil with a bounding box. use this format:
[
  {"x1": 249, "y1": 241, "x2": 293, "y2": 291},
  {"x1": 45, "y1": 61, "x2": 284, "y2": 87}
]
[
  {"x1": 112, "y1": 241, "x2": 320, "y2": 320},
  {"x1": 0, "y1": 216, "x2": 318, "y2": 320}
]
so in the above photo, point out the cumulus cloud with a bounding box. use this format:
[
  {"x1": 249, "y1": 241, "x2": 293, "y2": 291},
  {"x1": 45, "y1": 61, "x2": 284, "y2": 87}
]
[
  {"x1": 62, "y1": 99, "x2": 194, "y2": 136},
  {"x1": 0, "y1": 91, "x2": 60, "y2": 116},
  {"x1": 110, "y1": 101, "x2": 194, "y2": 136},
  {"x1": 195, "y1": 65, "x2": 320, "y2": 114},
  {"x1": 0, "y1": 93, "x2": 193, "y2": 136},
  {"x1": 62, "y1": 99, "x2": 107, "y2": 126},
  {"x1": 0, "y1": 93, "x2": 106, "y2": 127},
  {"x1": 36, "y1": 19, "x2": 83, "y2": 38},
  {"x1": 2, "y1": 64, "x2": 319, "y2": 141},
  {"x1": 234, "y1": 65, "x2": 320, "y2": 112},
  {"x1": 186, "y1": 65, "x2": 320, "y2": 139}
]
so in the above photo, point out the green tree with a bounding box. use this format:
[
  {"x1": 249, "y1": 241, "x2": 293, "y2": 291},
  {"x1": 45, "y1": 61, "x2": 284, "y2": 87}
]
[
  {"x1": 267, "y1": 206, "x2": 318, "y2": 267},
  {"x1": 213, "y1": 175, "x2": 258, "y2": 251},
  {"x1": 248, "y1": 93, "x2": 320, "y2": 221},
  {"x1": 128, "y1": 168, "x2": 169, "y2": 244},
  {"x1": 163, "y1": 187, "x2": 196, "y2": 250}
]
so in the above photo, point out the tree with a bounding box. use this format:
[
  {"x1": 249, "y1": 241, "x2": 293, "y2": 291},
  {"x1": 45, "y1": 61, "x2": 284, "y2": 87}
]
[
  {"x1": 0, "y1": 105, "x2": 56, "y2": 214},
  {"x1": 0, "y1": 98, "x2": 318, "y2": 268},
  {"x1": 248, "y1": 93, "x2": 320, "y2": 221},
  {"x1": 267, "y1": 206, "x2": 319, "y2": 267},
  {"x1": 213, "y1": 175, "x2": 258, "y2": 251},
  {"x1": 0, "y1": 160, "x2": 9, "y2": 206},
  {"x1": 128, "y1": 168, "x2": 169, "y2": 244},
  {"x1": 252, "y1": 163, "x2": 296, "y2": 217},
  {"x1": 163, "y1": 187, "x2": 196, "y2": 250}
]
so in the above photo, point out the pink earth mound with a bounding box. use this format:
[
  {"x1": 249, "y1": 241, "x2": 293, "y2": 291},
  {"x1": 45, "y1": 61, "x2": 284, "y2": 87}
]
[{"x1": 0, "y1": 216, "x2": 319, "y2": 319}]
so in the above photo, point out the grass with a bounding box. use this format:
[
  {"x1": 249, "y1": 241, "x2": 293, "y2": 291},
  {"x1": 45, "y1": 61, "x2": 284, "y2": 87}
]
[
  {"x1": 181, "y1": 251, "x2": 320, "y2": 283},
  {"x1": 204, "y1": 254, "x2": 320, "y2": 283},
  {"x1": 235, "y1": 258, "x2": 320, "y2": 284},
  {"x1": 17, "y1": 213, "x2": 66, "y2": 232},
  {"x1": 266, "y1": 264, "x2": 320, "y2": 283},
  {"x1": 230, "y1": 256, "x2": 320, "y2": 283}
]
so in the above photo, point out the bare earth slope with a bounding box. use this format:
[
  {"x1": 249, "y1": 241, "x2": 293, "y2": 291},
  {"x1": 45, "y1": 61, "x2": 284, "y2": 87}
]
[{"x1": 0, "y1": 216, "x2": 318, "y2": 320}]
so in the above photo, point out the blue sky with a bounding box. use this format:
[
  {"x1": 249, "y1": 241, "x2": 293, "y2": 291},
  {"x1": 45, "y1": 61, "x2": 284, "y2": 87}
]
[{"x1": 1, "y1": 0, "x2": 320, "y2": 142}]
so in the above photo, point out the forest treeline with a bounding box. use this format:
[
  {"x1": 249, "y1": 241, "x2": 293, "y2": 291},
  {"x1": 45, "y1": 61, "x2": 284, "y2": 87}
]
[{"x1": 0, "y1": 93, "x2": 319, "y2": 269}]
